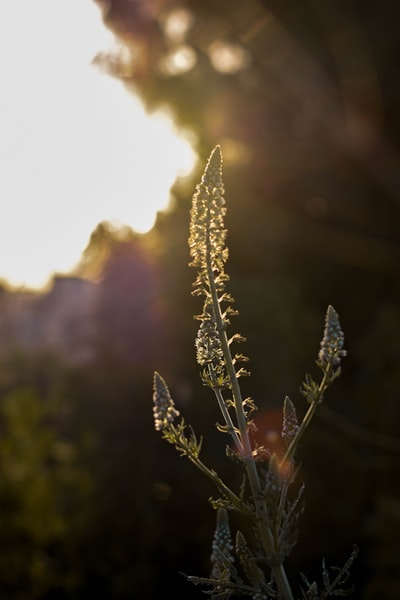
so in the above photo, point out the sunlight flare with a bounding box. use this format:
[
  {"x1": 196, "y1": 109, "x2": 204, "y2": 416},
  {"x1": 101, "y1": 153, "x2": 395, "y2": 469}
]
[{"x1": 0, "y1": 1, "x2": 196, "y2": 290}]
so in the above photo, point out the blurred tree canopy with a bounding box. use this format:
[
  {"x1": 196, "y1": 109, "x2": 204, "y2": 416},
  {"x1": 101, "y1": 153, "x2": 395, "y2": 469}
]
[{"x1": 91, "y1": 0, "x2": 400, "y2": 392}]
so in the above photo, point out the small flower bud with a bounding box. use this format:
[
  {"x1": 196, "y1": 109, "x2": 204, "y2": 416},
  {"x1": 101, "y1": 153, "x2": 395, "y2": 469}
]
[
  {"x1": 152, "y1": 371, "x2": 180, "y2": 431},
  {"x1": 318, "y1": 305, "x2": 347, "y2": 367},
  {"x1": 265, "y1": 453, "x2": 283, "y2": 497},
  {"x1": 236, "y1": 530, "x2": 266, "y2": 587},
  {"x1": 210, "y1": 508, "x2": 234, "y2": 580},
  {"x1": 282, "y1": 396, "x2": 299, "y2": 449}
]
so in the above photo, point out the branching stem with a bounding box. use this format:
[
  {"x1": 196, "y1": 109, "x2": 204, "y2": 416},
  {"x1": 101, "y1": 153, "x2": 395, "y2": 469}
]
[
  {"x1": 205, "y1": 213, "x2": 294, "y2": 600},
  {"x1": 208, "y1": 364, "x2": 243, "y2": 453},
  {"x1": 280, "y1": 364, "x2": 333, "y2": 468}
]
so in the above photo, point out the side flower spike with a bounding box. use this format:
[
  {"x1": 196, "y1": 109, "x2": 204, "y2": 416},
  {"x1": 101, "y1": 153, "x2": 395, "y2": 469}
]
[{"x1": 153, "y1": 371, "x2": 180, "y2": 431}]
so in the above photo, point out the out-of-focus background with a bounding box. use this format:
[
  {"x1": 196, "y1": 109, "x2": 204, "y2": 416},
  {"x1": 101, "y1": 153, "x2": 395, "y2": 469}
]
[{"x1": 0, "y1": 0, "x2": 399, "y2": 598}]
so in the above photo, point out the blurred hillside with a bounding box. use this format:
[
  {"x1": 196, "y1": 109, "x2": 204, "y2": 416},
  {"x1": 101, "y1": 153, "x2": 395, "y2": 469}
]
[{"x1": 0, "y1": 277, "x2": 97, "y2": 365}]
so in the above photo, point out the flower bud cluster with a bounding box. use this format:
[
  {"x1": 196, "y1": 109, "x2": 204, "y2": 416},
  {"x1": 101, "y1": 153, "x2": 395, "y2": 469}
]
[
  {"x1": 210, "y1": 508, "x2": 234, "y2": 580},
  {"x1": 195, "y1": 315, "x2": 224, "y2": 366},
  {"x1": 264, "y1": 453, "x2": 282, "y2": 498},
  {"x1": 236, "y1": 530, "x2": 266, "y2": 589},
  {"x1": 282, "y1": 396, "x2": 299, "y2": 449},
  {"x1": 189, "y1": 145, "x2": 227, "y2": 287},
  {"x1": 152, "y1": 371, "x2": 180, "y2": 431},
  {"x1": 318, "y1": 305, "x2": 347, "y2": 367}
]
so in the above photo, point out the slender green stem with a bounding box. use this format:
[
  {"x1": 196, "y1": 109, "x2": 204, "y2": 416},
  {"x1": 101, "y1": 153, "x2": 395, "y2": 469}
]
[
  {"x1": 205, "y1": 221, "x2": 294, "y2": 600},
  {"x1": 276, "y1": 480, "x2": 289, "y2": 539},
  {"x1": 280, "y1": 364, "x2": 333, "y2": 468},
  {"x1": 274, "y1": 563, "x2": 294, "y2": 600},
  {"x1": 186, "y1": 449, "x2": 254, "y2": 520},
  {"x1": 205, "y1": 246, "x2": 252, "y2": 457},
  {"x1": 208, "y1": 364, "x2": 243, "y2": 453},
  {"x1": 165, "y1": 424, "x2": 251, "y2": 517}
]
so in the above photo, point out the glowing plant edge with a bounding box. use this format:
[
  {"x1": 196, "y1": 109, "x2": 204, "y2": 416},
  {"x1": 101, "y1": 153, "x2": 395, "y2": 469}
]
[{"x1": 153, "y1": 146, "x2": 358, "y2": 600}]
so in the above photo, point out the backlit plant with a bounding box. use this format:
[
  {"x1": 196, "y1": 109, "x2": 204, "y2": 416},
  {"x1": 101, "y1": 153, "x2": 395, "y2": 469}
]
[{"x1": 153, "y1": 146, "x2": 358, "y2": 599}]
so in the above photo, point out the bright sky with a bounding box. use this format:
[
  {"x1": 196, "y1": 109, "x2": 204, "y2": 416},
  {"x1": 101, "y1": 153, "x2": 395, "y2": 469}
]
[{"x1": 0, "y1": 0, "x2": 196, "y2": 290}]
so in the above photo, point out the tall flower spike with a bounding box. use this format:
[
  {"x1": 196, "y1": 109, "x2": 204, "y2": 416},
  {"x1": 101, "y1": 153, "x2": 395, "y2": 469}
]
[
  {"x1": 153, "y1": 371, "x2": 180, "y2": 432},
  {"x1": 318, "y1": 305, "x2": 347, "y2": 367},
  {"x1": 188, "y1": 145, "x2": 240, "y2": 378},
  {"x1": 189, "y1": 145, "x2": 228, "y2": 287}
]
